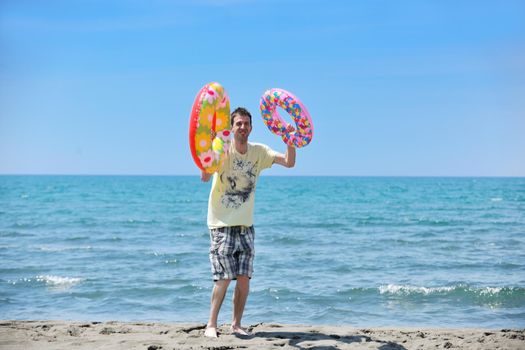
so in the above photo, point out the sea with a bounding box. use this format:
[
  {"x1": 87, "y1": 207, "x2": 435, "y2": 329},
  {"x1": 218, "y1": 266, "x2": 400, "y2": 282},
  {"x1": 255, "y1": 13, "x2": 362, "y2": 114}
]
[{"x1": 1, "y1": 175, "x2": 524, "y2": 329}]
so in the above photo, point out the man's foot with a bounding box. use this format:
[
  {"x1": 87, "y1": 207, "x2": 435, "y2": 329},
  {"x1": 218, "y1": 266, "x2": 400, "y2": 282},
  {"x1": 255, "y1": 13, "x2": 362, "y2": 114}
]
[
  {"x1": 230, "y1": 325, "x2": 251, "y2": 336},
  {"x1": 204, "y1": 326, "x2": 218, "y2": 338}
]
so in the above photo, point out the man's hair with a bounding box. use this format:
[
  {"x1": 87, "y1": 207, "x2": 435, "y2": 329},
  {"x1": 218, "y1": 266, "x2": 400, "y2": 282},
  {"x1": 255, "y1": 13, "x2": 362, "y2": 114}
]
[{"x1": 231, "y1": 107, "x2": 252, "y2": 127}]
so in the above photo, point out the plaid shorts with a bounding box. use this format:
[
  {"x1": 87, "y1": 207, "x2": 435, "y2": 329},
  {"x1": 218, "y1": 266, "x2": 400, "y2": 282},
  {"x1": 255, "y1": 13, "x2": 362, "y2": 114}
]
[{"x1": 209, "y1": 225, "x2": 255, "y2": 281}]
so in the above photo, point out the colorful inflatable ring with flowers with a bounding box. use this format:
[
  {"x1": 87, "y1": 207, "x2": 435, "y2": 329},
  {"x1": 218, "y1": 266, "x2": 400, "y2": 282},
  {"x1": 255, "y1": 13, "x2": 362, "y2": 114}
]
[
  {"x1": 259, "y1": 88, "x2": 313, "y2": 148},
  {"x1": 189, "y1": 82, "x2": 231, "y2": 173}
]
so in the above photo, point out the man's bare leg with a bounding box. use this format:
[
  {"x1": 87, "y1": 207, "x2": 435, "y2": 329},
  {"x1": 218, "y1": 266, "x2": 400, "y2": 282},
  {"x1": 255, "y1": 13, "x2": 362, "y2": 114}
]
[
  {"x1": 205, "y1": 279, "x2": 231, "y2": 338},
  {"x1": 231, "y1": 275, "x2": 250, "y2": 335}
]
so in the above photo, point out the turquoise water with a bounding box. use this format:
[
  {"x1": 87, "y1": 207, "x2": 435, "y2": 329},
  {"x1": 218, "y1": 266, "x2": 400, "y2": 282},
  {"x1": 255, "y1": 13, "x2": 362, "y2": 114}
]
[{"x1": 1, "y1": 175, "x2": 524, "y2": 328}]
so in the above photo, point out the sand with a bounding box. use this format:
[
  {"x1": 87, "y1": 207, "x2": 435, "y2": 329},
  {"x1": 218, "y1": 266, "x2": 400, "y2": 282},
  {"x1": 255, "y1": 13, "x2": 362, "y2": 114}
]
[{"x1": 1, "y1": 320, "x2": 523, "y2": 349}]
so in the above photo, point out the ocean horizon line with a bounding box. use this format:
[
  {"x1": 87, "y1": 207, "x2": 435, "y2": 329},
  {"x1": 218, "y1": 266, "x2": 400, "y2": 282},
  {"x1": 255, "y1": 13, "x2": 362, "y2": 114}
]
[{"x1": 1, "y1": 173, "x2": 524, "y2": 179}]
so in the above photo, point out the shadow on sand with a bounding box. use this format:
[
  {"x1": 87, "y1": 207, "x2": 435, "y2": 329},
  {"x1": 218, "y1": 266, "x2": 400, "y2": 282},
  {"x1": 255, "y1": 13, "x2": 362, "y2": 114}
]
[{"x1": 236, "y1": 329, "x2": 407, "y2": 350}]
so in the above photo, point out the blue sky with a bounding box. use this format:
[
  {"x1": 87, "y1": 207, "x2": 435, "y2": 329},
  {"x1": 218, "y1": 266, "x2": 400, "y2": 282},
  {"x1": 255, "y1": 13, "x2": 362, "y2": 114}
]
[{"x1": 1, "y1": 0, "x2": 524, "y2": 176}]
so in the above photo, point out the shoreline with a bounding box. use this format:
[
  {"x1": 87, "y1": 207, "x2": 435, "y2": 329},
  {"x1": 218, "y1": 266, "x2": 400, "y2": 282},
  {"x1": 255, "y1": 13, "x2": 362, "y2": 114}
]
[{"x1": 1, "y1": 320, "x2": 523, "y2": 349}]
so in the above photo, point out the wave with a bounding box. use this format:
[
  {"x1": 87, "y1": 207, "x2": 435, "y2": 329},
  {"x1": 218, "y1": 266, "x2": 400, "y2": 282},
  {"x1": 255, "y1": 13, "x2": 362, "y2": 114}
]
[
  {"x1": 332, "y1": 283, "x2": 525, "y2": 307},
  {"x1": 64, "y1": 235, "x2": 90, "y2": 242},
  {"x1": 124, "y1": 218, "x2": 158, "y2": 225},
  {"x1": 36, "y1": 245, "x2": 93, "y2": 252},
  {"x1": 377, "y1": 284, "x2": 525, "y2": 307},
  {"x1": 378, "y1": 284, "x2": 523, "y2": 296},
  {"x1": 0, "y1": 231, "x2": 35, "y2": 238},
  {"x1": 9, "y1": 275, "x2": 83, "y2": 288},
  {"x1": 271, "y1": 235, "x2": 306, "y2": 245},
  {"x1": 36, "y1": 275, "x2": 83, "y2": 286}
]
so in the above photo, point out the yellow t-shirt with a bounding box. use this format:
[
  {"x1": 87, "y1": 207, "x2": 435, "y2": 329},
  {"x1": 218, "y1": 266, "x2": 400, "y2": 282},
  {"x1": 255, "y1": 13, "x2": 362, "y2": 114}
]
[{"x1": 207, "y1": 142, "x2": 278, "y2": 228}]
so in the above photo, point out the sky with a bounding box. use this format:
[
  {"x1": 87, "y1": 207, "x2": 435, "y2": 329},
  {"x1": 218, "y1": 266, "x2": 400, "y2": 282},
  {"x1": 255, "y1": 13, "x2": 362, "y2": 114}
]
[{"x1": 1, "y1": 0, "x2": 524, "y2": 176}]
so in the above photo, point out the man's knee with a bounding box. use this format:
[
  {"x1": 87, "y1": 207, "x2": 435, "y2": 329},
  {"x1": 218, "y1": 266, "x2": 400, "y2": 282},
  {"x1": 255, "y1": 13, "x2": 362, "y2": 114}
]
[
  {"x1": 236, "y1": 275, "x2": 250, "y2": 289},
  {"x1": 214, "y1": 279, "x2": 231, "y2": 290}
]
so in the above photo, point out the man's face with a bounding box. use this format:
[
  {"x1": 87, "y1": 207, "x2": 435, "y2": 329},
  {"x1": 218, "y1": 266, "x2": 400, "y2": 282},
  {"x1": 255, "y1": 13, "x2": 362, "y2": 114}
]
[{"x1": 231, "y1": 115, "x2": 252, "y2": 143}]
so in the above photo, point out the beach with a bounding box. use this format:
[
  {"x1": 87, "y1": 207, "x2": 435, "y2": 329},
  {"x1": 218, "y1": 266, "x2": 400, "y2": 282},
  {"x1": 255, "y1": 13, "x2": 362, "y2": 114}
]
[{"x1": 1, "y1": 320, "x2": 524, "y2": 349}]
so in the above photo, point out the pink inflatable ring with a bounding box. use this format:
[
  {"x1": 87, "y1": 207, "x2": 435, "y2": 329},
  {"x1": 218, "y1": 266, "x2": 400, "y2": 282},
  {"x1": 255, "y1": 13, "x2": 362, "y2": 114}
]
[{"x1": 259, "y1": 88, "x2": 313, "y2": 148}]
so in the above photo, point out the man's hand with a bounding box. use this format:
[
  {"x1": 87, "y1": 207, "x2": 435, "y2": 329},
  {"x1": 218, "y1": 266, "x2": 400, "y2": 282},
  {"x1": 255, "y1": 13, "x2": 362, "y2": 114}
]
[{"x1": 201, "y1": 171, "x2": 212, "y2": 182}]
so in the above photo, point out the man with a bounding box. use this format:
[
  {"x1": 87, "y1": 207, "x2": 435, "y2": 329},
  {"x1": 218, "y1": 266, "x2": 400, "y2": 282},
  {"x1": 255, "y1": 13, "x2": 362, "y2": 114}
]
[{"x1": 201, "y1": 107, "x2": 295, "y2": 338}]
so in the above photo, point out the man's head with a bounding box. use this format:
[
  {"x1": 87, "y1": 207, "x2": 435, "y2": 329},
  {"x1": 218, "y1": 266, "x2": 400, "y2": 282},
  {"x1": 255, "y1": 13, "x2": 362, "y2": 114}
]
[
  {"x1": 231, "y1": 107, "x2": 252, "y2": 144},
  {"x1": 231, "y1": 107, "x2": 252, "y2": 127}
]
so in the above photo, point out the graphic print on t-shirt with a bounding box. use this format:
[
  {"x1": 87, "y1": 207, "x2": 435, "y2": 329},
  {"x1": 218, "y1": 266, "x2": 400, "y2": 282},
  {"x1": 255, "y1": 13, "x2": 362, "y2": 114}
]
[{"x1": 219, "y1": 158, "x2": 258, "y2": 209}]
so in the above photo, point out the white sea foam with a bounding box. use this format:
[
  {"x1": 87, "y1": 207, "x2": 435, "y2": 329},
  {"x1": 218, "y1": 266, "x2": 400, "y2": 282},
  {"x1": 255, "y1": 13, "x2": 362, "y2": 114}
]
[
  {"x1": 378, "y1": 284, "x2": 510, "y2": 297},
  {"x1": 479, "y1": 287, "x2": 503, "y2": 295},
  {"x1": 379, "y1": 284, "x2": 459, "y2": 295},
  {"x1": 379, "y1": 284, "x2": 456, "y2": 295},
  {"x1": 37, "y1": 245, "x2": 67, "y2": 252},
  {"x1": 37, "y1": 245, "x2": 92, "y2": 252},
  {"x1": 9, "y1": 275, "x2": 83, "y2": 289},
  {"x1": 36, "y1": 275, "x2": 83, "y2": 287}
]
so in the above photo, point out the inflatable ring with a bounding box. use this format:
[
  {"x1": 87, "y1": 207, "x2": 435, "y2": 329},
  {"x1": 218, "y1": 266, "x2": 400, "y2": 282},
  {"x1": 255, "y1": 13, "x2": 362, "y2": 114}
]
[
  {"x1": 259, "y1": 88, "x2": 313, "y2": 148},
  {"x1": 189, "y1": 82, "x2": 231, "y2": 173}
]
